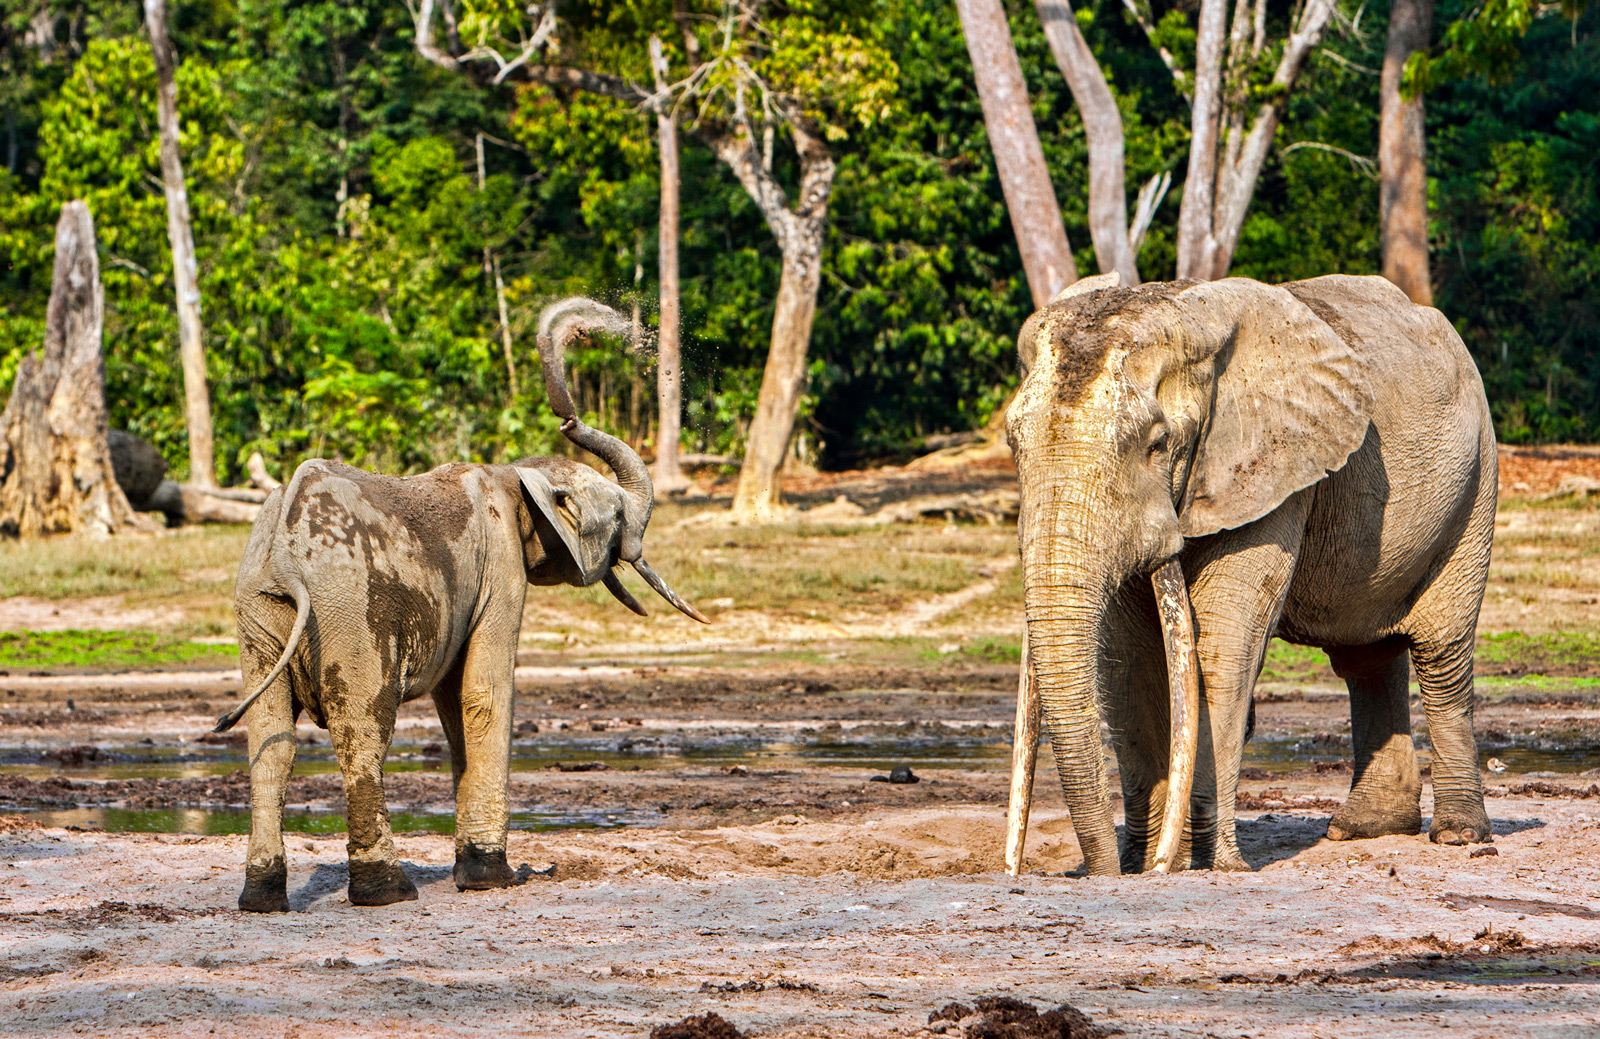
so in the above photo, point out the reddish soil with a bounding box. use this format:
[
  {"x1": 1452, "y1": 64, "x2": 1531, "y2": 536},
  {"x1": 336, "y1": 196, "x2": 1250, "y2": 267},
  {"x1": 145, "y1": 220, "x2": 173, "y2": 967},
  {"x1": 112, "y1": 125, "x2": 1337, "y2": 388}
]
[{"x1": 1497, "y1": 444, "x2": 1600, "y2": 497}]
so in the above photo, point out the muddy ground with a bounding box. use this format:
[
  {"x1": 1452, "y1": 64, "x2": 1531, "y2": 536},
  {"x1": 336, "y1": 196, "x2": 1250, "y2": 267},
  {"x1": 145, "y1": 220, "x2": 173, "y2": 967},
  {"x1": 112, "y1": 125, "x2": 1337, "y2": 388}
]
[
  {"x1": 2, "y1": 457, "x2": 1599, "y2": 1037},
  {"x1": 3, "y1": 662, "x2": 1599, "y2": 1038}
]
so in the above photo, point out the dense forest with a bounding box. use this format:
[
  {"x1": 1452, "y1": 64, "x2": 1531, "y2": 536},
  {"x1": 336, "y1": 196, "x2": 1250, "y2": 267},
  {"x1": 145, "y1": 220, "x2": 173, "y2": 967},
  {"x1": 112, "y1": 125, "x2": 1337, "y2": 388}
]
[{"x1": 1, "y1": 0, "x2": 1596, "y2": 483}]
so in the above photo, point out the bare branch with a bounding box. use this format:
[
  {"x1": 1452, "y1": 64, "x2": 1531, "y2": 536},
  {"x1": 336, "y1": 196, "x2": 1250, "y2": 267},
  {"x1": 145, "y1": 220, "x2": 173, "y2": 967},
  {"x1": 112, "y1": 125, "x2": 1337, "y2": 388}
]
[
  {"x1": 1119, "y1": 0, "x2": 1192, "y2": 102},
  {"x1": 1129, "y1": 170, "x2": 1172, "y2": 254},
  {"x1": 1281, "y1": 140, "x2": 1378, "y2": 178}
]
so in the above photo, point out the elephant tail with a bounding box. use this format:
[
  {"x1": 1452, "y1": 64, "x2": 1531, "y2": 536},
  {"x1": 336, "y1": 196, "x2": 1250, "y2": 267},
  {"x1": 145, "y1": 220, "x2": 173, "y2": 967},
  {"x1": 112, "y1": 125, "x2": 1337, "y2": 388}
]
[{"x1": 214, "y1": 576, "x2": 310, "y2": 734}]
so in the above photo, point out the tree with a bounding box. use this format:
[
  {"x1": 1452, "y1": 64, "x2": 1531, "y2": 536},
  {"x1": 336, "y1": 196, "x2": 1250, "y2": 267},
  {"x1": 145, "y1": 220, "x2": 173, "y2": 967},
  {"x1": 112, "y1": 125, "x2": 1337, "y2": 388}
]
[
  {"x1": 1033, "y1": 0, "x2": 1169, "y2": 285},
  {"x1": 1173, "y1": 0, "x2": 1338, "y2": 280},
  {"x1": 144, "y1": 0, "x2": 216, "y2": 486},
  {"x1": 649, "y1": 33, "x2": 688, "y2": 496},
  {"x1": 0, "y1": 201, "x2": 143, "y2": 537},
  {"x1": 1381, "y1": 0, "x2": 1433, "y2": 304},
  {"x1": 413, "y1": 1, "x2": 896, "y2": 520},
  {"x1": 954, "y1": 0, "x2": 1076, "y2": 305}
]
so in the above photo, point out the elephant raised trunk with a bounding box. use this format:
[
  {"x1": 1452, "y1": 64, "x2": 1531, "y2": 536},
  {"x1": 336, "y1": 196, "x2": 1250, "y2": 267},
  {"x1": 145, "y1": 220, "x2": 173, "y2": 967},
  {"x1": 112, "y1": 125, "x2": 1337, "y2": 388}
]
[{"x1": 535, "y1": 297, "x2": 708, "y2": 624}]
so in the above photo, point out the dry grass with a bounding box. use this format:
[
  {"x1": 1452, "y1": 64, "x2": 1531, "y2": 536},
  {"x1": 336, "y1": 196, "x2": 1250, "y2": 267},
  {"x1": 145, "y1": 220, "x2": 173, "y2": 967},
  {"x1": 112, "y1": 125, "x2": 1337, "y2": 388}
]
[{"x1": 0, "y1": 497, "x2": 1592, "y2": 658}]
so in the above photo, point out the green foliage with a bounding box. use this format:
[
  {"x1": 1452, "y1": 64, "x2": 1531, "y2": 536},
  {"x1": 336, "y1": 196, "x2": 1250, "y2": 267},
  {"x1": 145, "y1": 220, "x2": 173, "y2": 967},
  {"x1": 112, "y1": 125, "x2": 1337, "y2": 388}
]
[
  {"x1": 0, "y1": 0, "x2": 1597, "y2": 487},
  {"x1": 0, "y1": 629, "x2": 233, "y2": 670},
  {"x1": 1407, "y1": 0, "x2": 1590, "y2": 92},
  {"x1": 1429, "y1": 3, "x2": 1600, "y2": 442}
]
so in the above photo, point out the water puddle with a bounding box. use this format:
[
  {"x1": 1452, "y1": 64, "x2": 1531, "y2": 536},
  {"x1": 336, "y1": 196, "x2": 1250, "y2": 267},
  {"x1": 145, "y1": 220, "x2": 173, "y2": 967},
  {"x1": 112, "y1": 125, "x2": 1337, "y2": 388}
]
[{"x1": 11, "y1": 805, "x2": 650, "y2": 836}]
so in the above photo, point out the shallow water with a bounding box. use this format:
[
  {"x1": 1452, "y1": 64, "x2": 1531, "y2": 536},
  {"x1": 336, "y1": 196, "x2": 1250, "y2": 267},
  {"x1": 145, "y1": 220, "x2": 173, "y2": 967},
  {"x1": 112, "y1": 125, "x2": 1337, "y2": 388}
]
[
  {"x1": 3, "y1": 733, "x2": 1595, "y2": 784},
  {"x1": 13, "y1": 804, "x2": 652, "y2": 835}
]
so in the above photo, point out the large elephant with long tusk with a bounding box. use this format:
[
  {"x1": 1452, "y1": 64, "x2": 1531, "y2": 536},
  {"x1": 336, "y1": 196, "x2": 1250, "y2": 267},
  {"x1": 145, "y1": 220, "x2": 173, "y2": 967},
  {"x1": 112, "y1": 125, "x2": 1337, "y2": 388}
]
[
  {"x1": 1003, "y1": 272, "x2": 1496, "y2": 878},
  {"x1": 222, "y1": 297, "x2": 707, "y2": 912}
]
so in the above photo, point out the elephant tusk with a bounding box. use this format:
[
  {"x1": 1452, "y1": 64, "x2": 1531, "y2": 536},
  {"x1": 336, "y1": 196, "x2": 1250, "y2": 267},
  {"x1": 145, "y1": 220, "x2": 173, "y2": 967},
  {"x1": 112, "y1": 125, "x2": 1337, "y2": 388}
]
[
  {"x1": 1005, "y1": 627, "x2": 1043, "y2": 876},
  {"x1": 602, "y1": 570, "x2": 648, "y2": 617},
  {"x1": 631, "y1": 558, "x2": 710, "y2": 624},
  {"x1": 1151, "y1": 560, "x2": 1202, "y2": 873}
]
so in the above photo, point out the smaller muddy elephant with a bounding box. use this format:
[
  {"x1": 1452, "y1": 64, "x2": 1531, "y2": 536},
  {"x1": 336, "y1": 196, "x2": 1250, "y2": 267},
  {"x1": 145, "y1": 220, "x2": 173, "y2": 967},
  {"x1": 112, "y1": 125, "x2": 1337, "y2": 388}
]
[{"x1": 221, "y1": 298, "x2": 706, "y2": 912}]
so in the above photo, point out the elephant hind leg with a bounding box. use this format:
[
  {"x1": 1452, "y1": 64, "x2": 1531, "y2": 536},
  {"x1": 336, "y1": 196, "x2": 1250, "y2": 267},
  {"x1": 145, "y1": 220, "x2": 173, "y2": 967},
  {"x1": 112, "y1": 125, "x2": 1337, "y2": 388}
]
[
  {"x1": 1411, "y1": 635, "x2": 1491, "y2": 845},
  {"x1": 1326, "y1": 640, "x2": 1423, "y2": 841},
  {"x1": 330, "y1": 683, "x2": 417, "y2": 907},
  {"x1": 239, "y1": 635, "x2": 299, "y2": 913}
]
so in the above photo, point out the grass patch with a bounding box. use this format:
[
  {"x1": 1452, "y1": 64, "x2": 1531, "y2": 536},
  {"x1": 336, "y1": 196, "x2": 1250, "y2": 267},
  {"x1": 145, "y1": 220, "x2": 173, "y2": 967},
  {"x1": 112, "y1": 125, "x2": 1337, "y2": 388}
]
[
  {"x1": 1475, "y1": 631, "x2": 1600, "y2": 675},
  {"x1": 0, "y1": 630, "x2": 236, "y2": 672},
  {"x1": 1260, "y1": 640, "x2": 1336, "y2": 683},
  {"x1": 0, "y1": 526, "x2": 251, "y2": 601}
]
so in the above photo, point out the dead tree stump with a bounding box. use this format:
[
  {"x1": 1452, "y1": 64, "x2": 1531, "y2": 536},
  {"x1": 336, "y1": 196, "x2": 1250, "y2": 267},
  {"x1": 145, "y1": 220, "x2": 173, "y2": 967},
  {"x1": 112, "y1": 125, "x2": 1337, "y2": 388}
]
[{"x1": 0, "y1": 202, "x2": 144, "y2": 537}]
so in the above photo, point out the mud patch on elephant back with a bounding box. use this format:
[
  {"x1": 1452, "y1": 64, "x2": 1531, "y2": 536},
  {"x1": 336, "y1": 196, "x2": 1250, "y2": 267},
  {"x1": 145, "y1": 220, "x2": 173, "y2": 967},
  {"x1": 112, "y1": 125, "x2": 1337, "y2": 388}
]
[{"x1": 1046, "y1": 282, "x2": 1188, "y2": 406}]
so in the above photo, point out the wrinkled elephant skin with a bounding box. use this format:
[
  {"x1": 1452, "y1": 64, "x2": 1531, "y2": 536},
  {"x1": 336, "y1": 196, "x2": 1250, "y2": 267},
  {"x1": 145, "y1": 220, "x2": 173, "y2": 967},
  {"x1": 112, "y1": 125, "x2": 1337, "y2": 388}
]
[
  {"x1": 1007, "y1": 274, "x2": 1496, "y2": 877},
  {"x1": 227, "y1": 298, "x2": 705, "y2": 912}
]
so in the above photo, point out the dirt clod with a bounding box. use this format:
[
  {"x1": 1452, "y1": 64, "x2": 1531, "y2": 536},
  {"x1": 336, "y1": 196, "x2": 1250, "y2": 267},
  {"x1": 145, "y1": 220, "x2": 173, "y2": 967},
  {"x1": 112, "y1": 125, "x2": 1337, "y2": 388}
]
[
  {"x1": 1470, "y1": 845, "x2": 1500, "y2": 858},
  {"x1": 930, "y1": 997, "x2": 1105, "y2": 1039},
  {"x1": 649, "y1": 1012, "x2": 744, "y2": 1039},
  {"x1": 41, "y1": 744, "x2": 104, "y2": 766}
]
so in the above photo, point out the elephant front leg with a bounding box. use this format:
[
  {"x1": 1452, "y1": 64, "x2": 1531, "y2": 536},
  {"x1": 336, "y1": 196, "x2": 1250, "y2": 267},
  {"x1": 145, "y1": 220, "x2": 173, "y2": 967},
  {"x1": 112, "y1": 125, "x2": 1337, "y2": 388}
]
[
  {"x1": 240, "y1": 670, "x2": 298, "y2": 913},
  {"x1": 448, "y1": 632, "x2": 518, "y2": 891},
  {"x1": 331, "y1": 704, "x2": 418, "y2": 906},
  {"x1": 1326, "y1": 642, "x2": 1423, "y2": 841}
]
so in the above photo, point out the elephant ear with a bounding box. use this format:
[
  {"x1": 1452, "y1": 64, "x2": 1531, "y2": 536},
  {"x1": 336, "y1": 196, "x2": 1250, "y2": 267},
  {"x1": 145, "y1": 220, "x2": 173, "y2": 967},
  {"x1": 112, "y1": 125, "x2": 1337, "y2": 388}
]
[
  {"x1": 1179, "y1": 282, "x2": 1375, "y2": 538},
  {"x1": 517, "y1": 467, "x2": 609, "y2": 586}
]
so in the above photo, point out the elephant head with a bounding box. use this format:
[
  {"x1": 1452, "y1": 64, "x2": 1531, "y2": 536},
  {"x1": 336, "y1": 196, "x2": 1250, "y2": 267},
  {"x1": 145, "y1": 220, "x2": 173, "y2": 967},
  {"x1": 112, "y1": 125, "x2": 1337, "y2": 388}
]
[
  {"x1": 1006, "y1": 273, "x2": 1373, "y2": 875},
  {"x1": 520, "y1": 297, "x2": 707, "y2": 623}
]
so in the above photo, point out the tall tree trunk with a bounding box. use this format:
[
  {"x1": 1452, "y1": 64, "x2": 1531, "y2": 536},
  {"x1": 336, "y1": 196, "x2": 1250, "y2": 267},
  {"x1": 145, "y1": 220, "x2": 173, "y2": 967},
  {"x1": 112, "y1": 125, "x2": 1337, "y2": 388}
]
[
  {"x1": 1035, "y1": 0, "x2": 1139, "y2": 285},
  {"x1": 476, "y1": 133, "x2": 519, "y2": 396},
  {"x1": 956, "y1": 0, "x2": 1078, "y2": 306},
  {"x1": 1176, "y1": 0, "x2": 1229, "y2": 280},
  {"x1": 145, "y1": 0, "x2": 216, "y2": 487},
  {"x1": 1177, "y1": 0, "x2": 1335, "y2": 280},
  {"x1": 0, "y1": 202, "x2": 144, "y2": 538},
  {"x1": 1380, "y1": 0, "x2": 1433, "y2": 305},
  {"x1": 718, "y1": 124, "x2": 835, "y2": 521},
  {"x1": 650, "y1": 35, "x2": 688, "y2": 497}
]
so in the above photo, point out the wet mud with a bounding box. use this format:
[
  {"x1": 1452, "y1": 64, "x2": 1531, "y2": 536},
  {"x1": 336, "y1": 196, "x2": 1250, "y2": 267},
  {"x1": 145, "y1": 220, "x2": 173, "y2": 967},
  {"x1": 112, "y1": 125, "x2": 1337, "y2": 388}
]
[{"x1": 2, "y1": 665, "x2": 1599, "y2": 1036}]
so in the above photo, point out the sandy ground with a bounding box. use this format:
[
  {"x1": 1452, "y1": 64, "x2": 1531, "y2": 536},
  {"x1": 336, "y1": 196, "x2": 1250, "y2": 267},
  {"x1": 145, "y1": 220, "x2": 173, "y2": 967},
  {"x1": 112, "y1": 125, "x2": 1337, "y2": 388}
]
[
  {"x1": 2, "y1": 457, "x2": 1598, "y2": 1037},
  {"x1": 3, "y1": 670, "x2": 1600, "y2": 1037},
  {"x1": 3, "y1": 788, "x2": 1599, "y2": 1038}
]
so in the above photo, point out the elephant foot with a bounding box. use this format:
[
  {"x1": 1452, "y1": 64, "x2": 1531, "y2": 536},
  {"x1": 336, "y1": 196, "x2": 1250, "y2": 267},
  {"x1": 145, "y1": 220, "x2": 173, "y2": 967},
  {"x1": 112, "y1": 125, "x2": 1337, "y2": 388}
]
[
  {"x1": 1208, "y1": 848, "x2": 1253, "y2": 872},
  {"x1": 238, "y1": 858, "x2": 289, "y2": 913},
  {"x1": 348, "y1": 859, "x2": 419, "y2": 906},
  {"x1": 454, "y1": 843, "x2": 518, "y2": 891},
  {"x1": 1429, "y1": 805, "x2": 1493, "y2": 846},
  {"x1": 1327, "y1": 801, "x2": 1422, "y2": 842}
]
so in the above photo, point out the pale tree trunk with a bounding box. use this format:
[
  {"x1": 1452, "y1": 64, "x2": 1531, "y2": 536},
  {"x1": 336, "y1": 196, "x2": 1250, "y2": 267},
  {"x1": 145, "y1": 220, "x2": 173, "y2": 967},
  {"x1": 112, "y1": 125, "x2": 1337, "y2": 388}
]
[
  {"x1": 956, "y1": 0, "x2": 1077, "y2": 306},
  {"x1": 650, "y1": 35, "x2": 688, "y2": 497},
  {"x1": 1177, "y1": 0, "x2": 1335, "y2": 280},
  {"x1": 720, "y1": 123, "x2": 834, "y2": 521},
  {"x1": 145, "y1": 0, "x2": 216, "y2": 487},
  {"x1": 476, "y1": 133, "x2": 520, "y2": 396},
  {"x1": 1380, "y1": 0, "x2": 1433, "y2": 305},
  {"x1": 1176, "y1": 0, "x2": 1229, "y2": 280},
  {"x1": 414, "y1": 2, "x2": 834, "y2": 520},
  {"x1": 1035, "y1": 0, "x2": 1138, "y2": 285},
  {"x1": 0, "y1": 202, "x2": 144, "y2": 538}
]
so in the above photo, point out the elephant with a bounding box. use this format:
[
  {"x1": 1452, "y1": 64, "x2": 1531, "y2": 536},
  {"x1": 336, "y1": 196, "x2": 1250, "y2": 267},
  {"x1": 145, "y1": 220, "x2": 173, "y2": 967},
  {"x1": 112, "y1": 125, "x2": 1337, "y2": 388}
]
[
  {"x1": 218, "y1": 298, "x2": 707, "y2": 912},
  {"x1": 1003, "y1": 271, "x2": 1496, "y2": 878}
]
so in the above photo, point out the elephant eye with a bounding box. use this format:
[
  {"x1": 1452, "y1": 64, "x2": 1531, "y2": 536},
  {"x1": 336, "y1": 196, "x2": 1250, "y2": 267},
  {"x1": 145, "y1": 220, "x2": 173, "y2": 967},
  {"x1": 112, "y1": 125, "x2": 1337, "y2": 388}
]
[{"x1": 1148, "y1": 429, "x2": 1170, "y2": 457}]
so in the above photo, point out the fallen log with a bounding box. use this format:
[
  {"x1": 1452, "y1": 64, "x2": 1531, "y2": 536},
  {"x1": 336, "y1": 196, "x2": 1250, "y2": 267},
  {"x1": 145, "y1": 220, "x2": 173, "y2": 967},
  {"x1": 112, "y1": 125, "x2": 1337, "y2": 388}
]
[{"x1": 146, "y1": 481, "x2": 262, "y2": 525}]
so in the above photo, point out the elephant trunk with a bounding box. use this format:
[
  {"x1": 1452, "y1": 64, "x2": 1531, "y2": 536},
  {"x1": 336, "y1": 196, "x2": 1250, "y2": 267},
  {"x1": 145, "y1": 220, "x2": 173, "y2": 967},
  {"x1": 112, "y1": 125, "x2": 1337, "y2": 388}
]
[
  {"x1": 537, "y1": 297, "x2": 652, "y2": 561},
  {"x1": 1022, "y1": 494, "x2": 1121, "y2": 875},
  {"x1": 536, "y1": 298, "x2": 708, "y2": 625}
]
